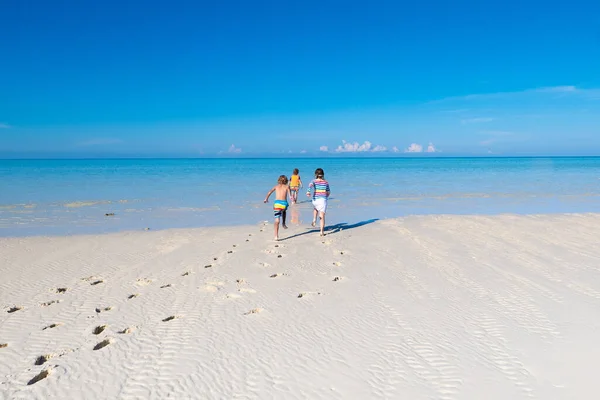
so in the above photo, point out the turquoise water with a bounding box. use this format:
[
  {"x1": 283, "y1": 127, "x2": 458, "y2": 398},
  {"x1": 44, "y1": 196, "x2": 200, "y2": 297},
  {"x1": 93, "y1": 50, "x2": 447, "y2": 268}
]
[{"x1": 1, "y1": 157, "x2": 600, "y2": 236}]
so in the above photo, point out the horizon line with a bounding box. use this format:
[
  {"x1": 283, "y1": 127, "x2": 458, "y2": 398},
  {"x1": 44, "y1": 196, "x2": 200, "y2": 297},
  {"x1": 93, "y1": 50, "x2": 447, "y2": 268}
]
[{"x1": 2, "y1": 155, "x2": 600, "y2": 161}]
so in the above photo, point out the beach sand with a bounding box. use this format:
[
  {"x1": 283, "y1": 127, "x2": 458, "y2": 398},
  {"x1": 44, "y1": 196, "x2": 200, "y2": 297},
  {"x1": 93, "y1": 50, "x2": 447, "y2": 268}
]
[{"x1": 2, "y1": 213, "x2": 600, "y2": 399}]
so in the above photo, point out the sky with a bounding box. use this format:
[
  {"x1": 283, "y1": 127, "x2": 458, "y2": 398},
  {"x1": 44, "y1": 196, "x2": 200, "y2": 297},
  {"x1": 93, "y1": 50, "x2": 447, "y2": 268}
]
[{"x1": 1, "y1": 0, "x2": 599, "y2": 158}]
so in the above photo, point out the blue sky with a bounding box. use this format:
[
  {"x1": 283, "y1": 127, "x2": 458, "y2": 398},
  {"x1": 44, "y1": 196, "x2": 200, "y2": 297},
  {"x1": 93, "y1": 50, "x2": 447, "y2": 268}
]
[{"x1": 1, "y1": 0, "x2": 599, "y2": 157}]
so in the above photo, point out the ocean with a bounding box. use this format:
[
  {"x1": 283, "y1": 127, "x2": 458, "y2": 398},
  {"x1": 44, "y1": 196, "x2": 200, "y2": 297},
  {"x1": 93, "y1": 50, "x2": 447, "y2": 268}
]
[{"x1": 1, "y1": 157, "x2": 600, "y2": 236}]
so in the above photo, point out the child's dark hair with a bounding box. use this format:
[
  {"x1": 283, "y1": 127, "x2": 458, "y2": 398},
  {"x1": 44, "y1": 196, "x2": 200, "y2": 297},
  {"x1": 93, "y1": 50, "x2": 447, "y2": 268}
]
[
  {"x1": 293, "y1": 168, "x2": 299, "y2": 175},
  {"x1": 314, "y1": 168, "x2": 324, "y2": 179},
  {"x1": 278, "y1": 175, "x2": 289, "y2": 185}
]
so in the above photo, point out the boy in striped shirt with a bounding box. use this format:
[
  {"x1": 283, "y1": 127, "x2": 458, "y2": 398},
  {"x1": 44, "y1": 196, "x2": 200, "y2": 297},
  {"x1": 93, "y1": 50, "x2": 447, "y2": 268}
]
[{"x1": 306, "y1": 168, "x2": 330, "y2": 236}]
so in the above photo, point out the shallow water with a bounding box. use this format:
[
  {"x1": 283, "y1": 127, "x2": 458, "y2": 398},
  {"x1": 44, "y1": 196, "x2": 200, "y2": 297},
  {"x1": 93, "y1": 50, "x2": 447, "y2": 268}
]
[{"x1": 1, "y1": 157, "x2": 600, "y2": 236}]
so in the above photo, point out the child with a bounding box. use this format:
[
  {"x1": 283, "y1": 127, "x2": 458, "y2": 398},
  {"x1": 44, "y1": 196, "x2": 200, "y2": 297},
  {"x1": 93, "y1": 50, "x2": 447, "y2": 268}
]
[
  {"x1": 306, "y1": 168, "x2": 330, "y2": 236},
  {"x1": 289, "y1": 168, "x2": 303, "y2": 204},
  {"x1": 264, "y1": 175, "x2": 291, "y2": 241}
]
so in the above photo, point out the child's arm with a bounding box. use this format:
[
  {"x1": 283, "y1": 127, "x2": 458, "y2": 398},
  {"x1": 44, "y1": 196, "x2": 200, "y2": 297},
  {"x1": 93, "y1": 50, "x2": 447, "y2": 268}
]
[
  {"x1": 299, "y1": 177, "x2": 303, "y2": 188},
  {"x1": 264, "y1": 187, "x2": 275, "y2": 203},
  {"x1": 326, "y1": 182, "x2": 331, "y2": 198},
  {"x1": 306, "y1": 181, "x2": 313, "y2": 197}
]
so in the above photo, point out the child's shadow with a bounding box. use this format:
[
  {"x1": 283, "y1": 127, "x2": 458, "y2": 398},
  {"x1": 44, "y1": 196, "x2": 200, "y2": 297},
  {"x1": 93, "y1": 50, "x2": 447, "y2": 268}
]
[{"x1": 280, "y1": 219, "x2": 379, "y2": 241}]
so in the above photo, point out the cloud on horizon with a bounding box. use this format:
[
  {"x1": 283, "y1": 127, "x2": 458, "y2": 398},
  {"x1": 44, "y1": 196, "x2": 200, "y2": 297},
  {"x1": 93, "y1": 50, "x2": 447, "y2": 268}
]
[
  {"x1": 228, "y1": 144, "x2": 242, "y2": 154},
  {"x1": 319, "y1": 145, "x2": 329, "y2": 152},
  {"x1": 405, "y1": 142, "x2": 437, "y2": 153},
  {"x1": 405, "y1": 143, "x2": 423, "y2": 153},
  {"x1": 332, "y1": 140, "x2": 388, "y2": 153}
]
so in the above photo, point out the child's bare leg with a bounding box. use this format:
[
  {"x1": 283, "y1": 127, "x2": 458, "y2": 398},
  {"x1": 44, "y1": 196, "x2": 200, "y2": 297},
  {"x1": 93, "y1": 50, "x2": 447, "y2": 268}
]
[
  {"x1": 312, "y1": 209, "x2": 317, "y2": 227},
  {"x1": 282, "y1": 210, "x2": 288, "y2": 229},
  {"x1": 319, "y1": 212, "x2": 326, "y2": 235},
  {"x1": 274, "y1": 218, "x2": 280, "y2": 240}
]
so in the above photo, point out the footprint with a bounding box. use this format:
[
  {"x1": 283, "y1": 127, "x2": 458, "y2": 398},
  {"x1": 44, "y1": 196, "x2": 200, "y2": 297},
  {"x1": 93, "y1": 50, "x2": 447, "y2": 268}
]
[
  {"x1": 244, "y1": 308, "x2": 263, "y2": 315},
  {"x1": 162, "y1": 316, "x2": 179, "y2": 322},
  {"x1": 160, "y1": 284, "x2": 172, "y2": 289},
  {"x1": 93, "y1": 325, "x2": 107, "y2": 335},
  {"x1": 90, "y1": 280, "x2": 104, "y2": 286},
  {"x1": 81, "y1": 276, "x2": 99, "y2": 282},
  {"x1": 93, "y1": 338, "x2": 112, "y2": 351},
  {"x1": 333, "y1": 262, "x2": 342, "y2": 267},
  {"x1": 204, "y1": 264, "x2": 213, "y2": 269},
  {"x1": 127, "y1": 294, "x2": 139, "y2": 300},
  {"x1": 270, "y1": 273, "x2": 288, "y2": 278},
  {"x1": 136, "y1": 278, "x2": 153, "y2": 286},
  {"x1": 181, "y1": 272, "x2": 191, "y2": 276},
  {"x1": 118, "y1": 327, "x2": 134, "y2": 334},
  {"x1": 236, "y1": 279, "x2": 247, "y2": 285},
  {"x1": 56, "y1": 288, "x2": 68, "y2": 294},
  {"x1": 213, "y1": 257, "x2": 218, "y2": 261},
  {"x1": 40, "y1": 300, "x2": 61, "y2": 307},
  {"x1": 259, "y1": 262, "x2": 271, "y2": 268},
  {"x1": 246, "y1": 239, "x2": 250, "y2": 242},
  {"x1": 35, "y1": 354, "x2": 53, "y2": 366},
  {"x1": 0, "y1": 343, "x2": 7, "y2": 349},
  {"x1": 7, "y1": 306, "x2": 22, "y2": 313},
  {"x1": 43, "y1": 323, "x2": 62, "y2": 330},
  {"x1": 297, "y1": 292, "x2": 322, "y2": 298},
  {"x1": 332, "y1": 276, "x2": 342, "y2": 282},
  {"x1": 233, "y1": 245, "x2": 237, "y2": 248},
  {"x1": 95, "y1": 306, "x2": 113, "y2": 313},
  {"x1": 277, "y1": 255, "x2": 283, "y2": 258},
  {"x1": 227, "y1": 251, "x2": 233, "y2": 254},
  {"x1": 27, "y1": 368, "x2": 51, "y2": 385}
]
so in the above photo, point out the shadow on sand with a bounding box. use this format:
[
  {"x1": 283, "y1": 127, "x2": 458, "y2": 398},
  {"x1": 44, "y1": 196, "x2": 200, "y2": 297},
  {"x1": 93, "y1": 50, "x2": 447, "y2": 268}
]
[{"x1": 280, "y1": 218, "x2": 379, "y2": 241}]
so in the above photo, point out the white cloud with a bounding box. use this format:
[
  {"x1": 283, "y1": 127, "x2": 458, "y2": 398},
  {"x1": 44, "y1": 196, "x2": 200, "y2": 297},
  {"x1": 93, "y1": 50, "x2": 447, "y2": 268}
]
[
  {"x1": 228, "y1": 144, "x2": 242, "y2": 154},
  {"x1": 535, "y1": 86, "x2": 577, "y2": 93},
  {"x1": 405, "y1": 143, "x2": 423, "y2": 153},
  {"x1": 77, "y1": 138, "x2": 123, "y2": 146},
  {"x1": 335, "y1": 140, "x2": 372, "y2": 152},
  {"x1": 0, "y1": 123, "x2": 10, "y2": 129},
  {"x1": 392, "y1": 146, "x2": 400, "y2": 153},
  {"x1": 331, "y1": 140, "x2": 390, "y2": 153},
  {"x1": 426, "y1": 142, "x2": 437, "y2": 153},
  {"x1": 319, "y1": 145, "x2": 329, "y2": 152},
  {"x1": 461, "y1": 117, "x2": 495, "y2": 124},
  {"x1": 430, "y1": 85, "x2": 600, "y2": 104},
  {"x1": 300, "y1": 150, "x2": 307, "y2": 154}
]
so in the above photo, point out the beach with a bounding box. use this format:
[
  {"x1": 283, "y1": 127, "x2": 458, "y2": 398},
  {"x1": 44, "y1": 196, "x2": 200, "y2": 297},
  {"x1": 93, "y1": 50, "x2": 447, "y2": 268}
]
[{"x1": 2, "y1": 213, "x2": 600, "y2": 399}]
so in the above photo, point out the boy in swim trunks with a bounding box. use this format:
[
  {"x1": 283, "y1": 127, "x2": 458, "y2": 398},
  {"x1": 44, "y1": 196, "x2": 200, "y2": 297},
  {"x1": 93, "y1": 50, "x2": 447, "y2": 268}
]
[
  {"x1": 264, "y1": 175, "x2": 291, "y2": 241},
  {"x1": 289, "y1": 168, "x2": 303, "y2": 204}
]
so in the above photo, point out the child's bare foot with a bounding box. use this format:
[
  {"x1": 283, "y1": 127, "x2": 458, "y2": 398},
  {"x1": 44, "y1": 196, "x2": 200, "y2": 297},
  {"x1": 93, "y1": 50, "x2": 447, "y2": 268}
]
[
  {"x1": 320, "y1": 232, "x2": 325, "y2": 237},
  {"x1": 274, "y1": 236, "x2": 279, "y2": 241},
  {"x1": 282, "y1": 225, "x2": 288, "y2": 229},
  {"x1": 311, "y1": 220, "x2": 316, "y2": 227}
]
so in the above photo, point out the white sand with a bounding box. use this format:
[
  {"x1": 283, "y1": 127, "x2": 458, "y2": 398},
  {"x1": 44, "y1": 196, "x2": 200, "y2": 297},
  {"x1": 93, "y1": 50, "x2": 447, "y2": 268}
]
[{"x1": 2, "y1": 213, "x2": 600, "y2": 399}]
